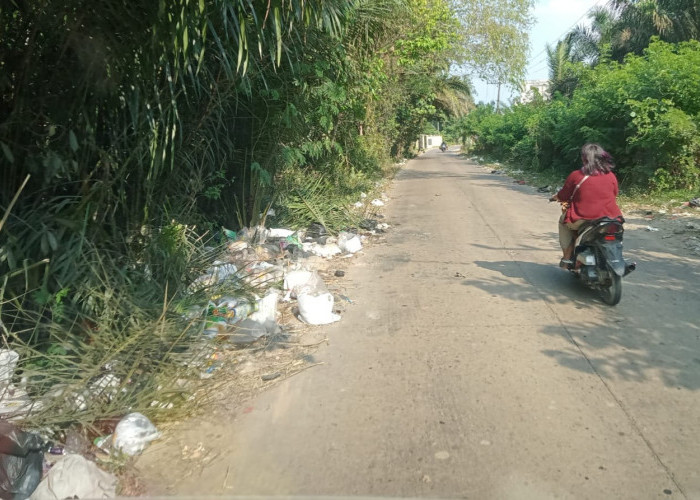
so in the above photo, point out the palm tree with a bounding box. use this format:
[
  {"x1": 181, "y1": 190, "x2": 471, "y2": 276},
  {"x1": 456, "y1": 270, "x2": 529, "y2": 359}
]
[{"x1": 568, "y1": 6, "x2": 618, "y2": 64}]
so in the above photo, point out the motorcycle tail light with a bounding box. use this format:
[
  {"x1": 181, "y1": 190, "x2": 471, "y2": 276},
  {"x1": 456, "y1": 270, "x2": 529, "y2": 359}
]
[{"x1": 604, "y1": 235, "x2": 616, "y2": 241}]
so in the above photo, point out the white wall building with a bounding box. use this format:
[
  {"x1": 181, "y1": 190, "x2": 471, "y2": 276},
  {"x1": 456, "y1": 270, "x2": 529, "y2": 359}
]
[
  {"x1": 519, "y1": 80, "x2": 550, "y2": 104},
  {"x1": 418, "y1": 135, "x2": 443, "y2": 150}
]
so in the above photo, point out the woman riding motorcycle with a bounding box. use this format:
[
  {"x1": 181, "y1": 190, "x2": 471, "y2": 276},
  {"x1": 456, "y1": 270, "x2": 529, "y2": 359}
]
[{"x1": 549, "y1": 143, "x2": 623, "y2": 268}]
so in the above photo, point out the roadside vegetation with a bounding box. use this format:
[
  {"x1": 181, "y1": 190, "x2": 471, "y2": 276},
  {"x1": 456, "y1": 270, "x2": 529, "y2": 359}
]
[
  {"x1": 0, "y1": 0, "x2": 533, "y2": 442},
  {"x1": 456, "y1": 0, "x2": 700, "y2": 202}
]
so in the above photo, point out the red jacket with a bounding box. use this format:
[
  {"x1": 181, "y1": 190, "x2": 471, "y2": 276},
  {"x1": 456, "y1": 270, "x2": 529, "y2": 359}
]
[{"x1": 557, "y1": 169, "x2": 622, "y2": 223}]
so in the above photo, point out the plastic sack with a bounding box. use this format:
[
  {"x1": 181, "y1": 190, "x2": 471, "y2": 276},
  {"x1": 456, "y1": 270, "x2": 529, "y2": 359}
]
[
  {"x1": 302, "y1": 242, "x2": 342, "y2": 259},
  {"x1": 0, "y1": 421, "x2": 43, "y2": 500},
  {"x1": 0, "y1": 351, "x2": 19, "y2": 386},
  {"x1": 29, "y1": 454, "x2": 117, "y2": 500},
  {"x1": 284, "y1": 270, "x2": 327, "y2": 300},
  {"x1": 337, "y1": 232, "x2": 362, "y2": 254},
  {"x1": 269, "y1": 228, "x2": 293, "y2": 238},
  {"x1": 248, "y1": 291, "x2": 279, "y2": 326},
  {"x1": 111, "y1": 412, "x2": 160, "y2": 456},
  {"x1": 297, "y1": 292, "x2": 340, "y2": 325}
]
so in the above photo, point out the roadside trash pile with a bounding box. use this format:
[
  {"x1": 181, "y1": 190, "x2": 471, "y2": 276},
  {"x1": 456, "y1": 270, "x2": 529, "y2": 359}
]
[{"x1": 0, "y1": 208, "x2": 390, "y2": 498}]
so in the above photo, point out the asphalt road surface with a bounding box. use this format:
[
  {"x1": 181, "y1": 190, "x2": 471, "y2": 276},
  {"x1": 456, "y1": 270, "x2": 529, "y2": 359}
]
[{"x1": 140, "y1": 150, "x2": 700, "y2": 499}]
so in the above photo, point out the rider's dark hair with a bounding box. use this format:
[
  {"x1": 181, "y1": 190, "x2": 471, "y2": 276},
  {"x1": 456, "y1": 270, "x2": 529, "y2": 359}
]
[{"x1": 581, "y1": 143, "x2": 614, "y2": 175}]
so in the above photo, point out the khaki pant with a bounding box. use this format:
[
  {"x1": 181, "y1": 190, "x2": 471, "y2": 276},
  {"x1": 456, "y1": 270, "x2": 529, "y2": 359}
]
[{"x1": 559, "y1": 214, "x2": 587, "y2": 250}]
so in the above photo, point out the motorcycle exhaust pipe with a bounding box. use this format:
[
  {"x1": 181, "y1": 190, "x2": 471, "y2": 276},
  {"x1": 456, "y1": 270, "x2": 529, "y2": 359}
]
[{"x1": 624, "y1": 262, "x2": 636, "y2": 276}]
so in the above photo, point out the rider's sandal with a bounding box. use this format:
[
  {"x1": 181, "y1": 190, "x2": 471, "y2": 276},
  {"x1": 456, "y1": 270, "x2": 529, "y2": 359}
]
[{"x1": 559, "y1": 259, "x2": 574, "y2": 269}]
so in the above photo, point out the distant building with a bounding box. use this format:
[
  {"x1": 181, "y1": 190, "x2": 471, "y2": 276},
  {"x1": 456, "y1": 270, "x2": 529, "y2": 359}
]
[
  {"x1": 418, "y1": 135, "x2": 443, "y2": 150},
  {"x1": 519, "y1": 80, "x2": 550, "y2": 104}
]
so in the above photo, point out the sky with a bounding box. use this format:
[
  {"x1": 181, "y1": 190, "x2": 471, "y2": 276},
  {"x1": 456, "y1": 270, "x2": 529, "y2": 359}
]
[{"x1": 471, "y1": 0, "x2": 607, "y2": 105}]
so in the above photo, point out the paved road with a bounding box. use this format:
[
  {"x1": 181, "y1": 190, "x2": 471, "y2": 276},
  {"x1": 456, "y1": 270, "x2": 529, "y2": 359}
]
[{"x1": 141, "y1": 151, "x2": 700, "y2": 499}]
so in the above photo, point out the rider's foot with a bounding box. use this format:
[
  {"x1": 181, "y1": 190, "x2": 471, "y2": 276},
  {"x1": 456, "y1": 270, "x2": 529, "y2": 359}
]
[{"x1": 559, "y1": 258, "x2": 574, "y2": 269}]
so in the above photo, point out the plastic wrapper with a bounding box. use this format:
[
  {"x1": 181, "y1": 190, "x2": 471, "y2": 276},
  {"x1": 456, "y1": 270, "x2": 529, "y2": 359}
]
[{"x1": 0, "y1": 421, "x2": 43, "y2": 500}]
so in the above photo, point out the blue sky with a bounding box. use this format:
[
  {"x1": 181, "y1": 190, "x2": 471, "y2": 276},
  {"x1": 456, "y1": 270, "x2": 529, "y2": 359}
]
[{"x1": 471, "y1": 0, "x2": 607, "y2": 104}]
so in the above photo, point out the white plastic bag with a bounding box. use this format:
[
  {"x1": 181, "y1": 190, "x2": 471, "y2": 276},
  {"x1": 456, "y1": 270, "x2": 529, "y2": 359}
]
[
  {"x1": 284, "y1": 270, "x2": 326, "y2": 299},
  {"x1": 302, "y1": 242, "x2": 342, "y2": 258},
  {"x1": 112, "y1": 412, "x2": 160, "y2": 456},
  {"x1": 30, "y1": 454, "x2": 117, "y2": 500},
  {"x1": 0, "y1": 350, "x2": 19, "y2": 386},
  {"x1": 297, "y1": 292, "x2": 340, "y2": 325},
  {"x1": 269, "y1": 228, "x2": 293, "y2": 238},
  {"x1": 337, "y1": 232, "x2": 362, "y2": 254}
]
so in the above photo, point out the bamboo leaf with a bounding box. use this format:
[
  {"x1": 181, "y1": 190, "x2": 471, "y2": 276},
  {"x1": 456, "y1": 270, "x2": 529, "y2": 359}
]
[
  {"x1": 1, "y1": 142, "x2": 14, "y2": 163},
  {"x1": 69, "y1": 130, "x2": 79, "y2": 152}
]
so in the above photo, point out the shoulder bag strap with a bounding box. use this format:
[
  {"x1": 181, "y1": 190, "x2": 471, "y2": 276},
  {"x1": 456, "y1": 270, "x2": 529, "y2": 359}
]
[{"x1": 569, "y1": 175, "x2": 589, "y2": 202}]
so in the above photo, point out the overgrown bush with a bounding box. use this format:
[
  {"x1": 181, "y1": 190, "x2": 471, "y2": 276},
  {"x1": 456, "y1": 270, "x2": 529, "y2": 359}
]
[{"x1": 463, "y1": 40, "x2": 700, "y2": 191}]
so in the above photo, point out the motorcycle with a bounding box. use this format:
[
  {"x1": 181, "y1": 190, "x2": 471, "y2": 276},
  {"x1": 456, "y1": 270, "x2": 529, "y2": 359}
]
[
  {"x1": 562, "y1": 216, "x2": 636, "y2": 305},
  {"x1": 439, "y1": 143, "x2": 447, "y2": 152}
]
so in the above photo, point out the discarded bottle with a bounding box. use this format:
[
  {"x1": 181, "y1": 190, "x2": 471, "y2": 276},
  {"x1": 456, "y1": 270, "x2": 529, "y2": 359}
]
[{"x1": 231, "y1": 302, "x2": 257, "y2": 323}]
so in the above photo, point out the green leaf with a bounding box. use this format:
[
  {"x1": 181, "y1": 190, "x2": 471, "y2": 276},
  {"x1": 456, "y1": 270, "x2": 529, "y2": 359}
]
[
  {"x1": 1, "y1": 142, "x2": 14, "y2": 163},
  {"x1": 47, "y1": 231, "x2": 58, "y2": 251},
  {"x1": 69, "y1": 130, "x2": 79, "y2": 152}
]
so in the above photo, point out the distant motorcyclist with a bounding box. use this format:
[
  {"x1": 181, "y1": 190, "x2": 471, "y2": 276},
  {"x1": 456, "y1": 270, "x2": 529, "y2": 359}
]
[{"x1": 440, "y1": 141, "x2": 447, "y2": 152}]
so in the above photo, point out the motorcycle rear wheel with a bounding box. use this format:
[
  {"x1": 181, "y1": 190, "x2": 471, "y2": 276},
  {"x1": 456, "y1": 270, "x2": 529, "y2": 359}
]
[{"x1": 599, "y1": 273, "x2": 622, "y2": 305}]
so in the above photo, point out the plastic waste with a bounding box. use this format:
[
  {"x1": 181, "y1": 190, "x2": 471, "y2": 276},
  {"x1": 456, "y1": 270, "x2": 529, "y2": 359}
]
[
  {"x1": 337, "y1": 232, "x2": 362, "y2": 254},
  {"x1": 297, "y1": 292, "x2": 340, "y2": 325},
  {"x1": 306, "y1": 222, "x2": 328, "y2": 240},
  {"x1": 302, "y1": 242, "x2": 342, "y2": 259},
  {"x1": 211, "y1": 261, "x2": 238, "y2": 282},
  {"x1": 0, "y1": 421, "x2": 44, "y2": 500},
  {"x1": 371, "y1": 199, "x2": 385, "y2": 207},
  {"x1": 89, "y1": 374, "x2": 121, "y2": 402},
  {"x1": 234, "y1": 291, "x2": 281, "y2": 340},
  {"x1": 111, "y1": 412, "x2": 160, "y2": 456},
  {"x1": 269, "y1": 228, "x2": 293, "y2": 238},
  {"x1": 29, "y1": 454, "x2": 117, "y2": 500},
  {"x1": 0, "y1": 350, "x2": 19, "y2": 386},
  {"x1": 206, "y1": 299, "x2": 257, "y2": 326},
  {"x1": 248, "y1": 291, "x2": 279, "y2": 326}
]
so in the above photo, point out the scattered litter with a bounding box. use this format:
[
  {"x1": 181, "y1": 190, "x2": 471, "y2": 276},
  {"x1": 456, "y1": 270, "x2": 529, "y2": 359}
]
[
  {"x1": 334, "y1": 270, "x2": 345, "y2": 277},
  {"x1": 537, "y1": 185, "x2": 550, "y2": 193},
  {"x1": 646, "y1": 226, "x2": 660, "y2": 232},
  {"x1": 268, "y1": 228, "x2": 293, "y2": 238},
  {"x1": 514, "y1": 180, "x2": 527, "y2": 185},
  {"x1": 360, "y1": 192, "x2": 367, "y2": 199},
  {"x1": 337, "y1": 232, "x2": 362, "y2": 254},
  {"x1": 490, "y1": 170, "x2": 502, "y2": 174},
  {"x1": 353, "y1": 201, "x2": 363, "y2": 208},
  {"x1": 89, "y1": 374, "x2": 121, "y2": 401},
  {"x1": 370, "y1": 199, "x2": 385, "y2": 207},
  {"x1": 0, "y1": 350, "x2": 19, "y2": 385},
  {"x1": 306, "y1": 222, "x2": 328, "y2": 240},
  {"x1": 298, "y1": 292, "x2": 341, "y2": 325},
  {"x1": 227, "y1": 240, "x2": 248, "y2": 253},
  {"x1": 338, "y1": 294, "x2": 353, "y2": 303},
  {"x1": 112, "y1": 412, "x2": 160, "y2": 456},
  {"x1": 261, "y1": 373, "x2": 281, "y2": 382},
  {"x1": 0, "y1": 421, "x2": 43, "y2": 500},
  {"x1": 682, "y1": 197, "x2": 700, "y2": 208},
  {"x1": 235, "y1": 290, "x2": 281, "y2": 339},
  {"x1": 359, "y1": 219, "x2": 378, "y2": 230},
  {"x1": 222, "y1": 228, "x2": 237, "y2": 241},
  {"x1": 303, "y1": 242, "x2": 342, "y2": 259},
  {"x1": 29, "y1": 454, "x2": 117, "y2": 500}
]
